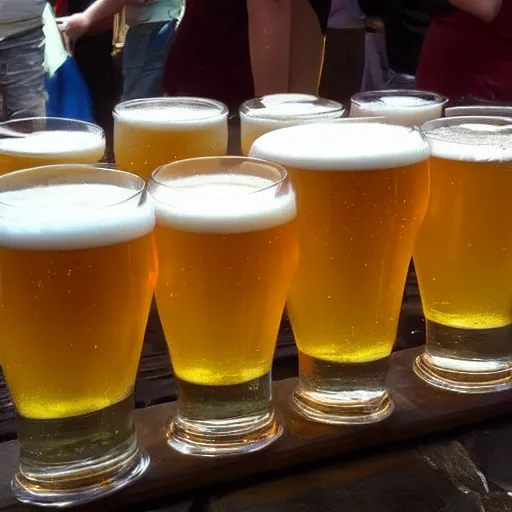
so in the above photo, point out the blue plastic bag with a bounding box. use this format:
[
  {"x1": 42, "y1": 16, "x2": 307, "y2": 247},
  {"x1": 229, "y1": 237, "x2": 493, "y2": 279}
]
[{"x1": 43, "y1": 5, "x2": 96, "y2": 123}]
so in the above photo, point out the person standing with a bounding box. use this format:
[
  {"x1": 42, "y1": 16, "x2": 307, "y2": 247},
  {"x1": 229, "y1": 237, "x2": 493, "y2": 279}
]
[
  {"x1": 61, "y1": 0, "x2": 184, "y2": 100},
  {"x1": 0, "y1": 0, "x2": 47, "y2": 119},
  {"x1": 319, "y1": 0, "x2": 365, "y2": 104}
]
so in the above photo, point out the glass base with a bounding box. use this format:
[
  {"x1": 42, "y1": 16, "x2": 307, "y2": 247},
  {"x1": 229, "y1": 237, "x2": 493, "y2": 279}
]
[
  {"x1": 167, "y1": 372, "x2": 282, "y2": 456},
  {"x1": 12, "y1": 395, "x2": 149, "y2": 508},
  {"x1": 292, "y1": 352, "x2": 394, "y2": 425},
  {"x1": 414, "y1": 319, "x2": 512, "y2": 394}
]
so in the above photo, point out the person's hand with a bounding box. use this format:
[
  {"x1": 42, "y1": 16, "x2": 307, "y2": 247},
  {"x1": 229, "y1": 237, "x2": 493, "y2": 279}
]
[{"x1": 57, "y1": 12, "x2": 91, "y2": 42}]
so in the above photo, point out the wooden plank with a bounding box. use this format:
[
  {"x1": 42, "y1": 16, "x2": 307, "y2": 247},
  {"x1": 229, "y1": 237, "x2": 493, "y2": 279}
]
[{"x1": 1, "y1": 346, "x2": 512, "y2": 510}]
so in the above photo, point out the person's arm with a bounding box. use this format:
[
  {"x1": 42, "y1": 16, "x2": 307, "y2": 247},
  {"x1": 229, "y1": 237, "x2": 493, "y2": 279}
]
[
  {"x1": 246, "y1": 0, "x2": 292, "y2": 96},
  {"x1": 449, "y1": 0, "x2": 502, "y2": 21},
  {"x1": 59, "y1": 0, "x2": 146, "y2": 41}
]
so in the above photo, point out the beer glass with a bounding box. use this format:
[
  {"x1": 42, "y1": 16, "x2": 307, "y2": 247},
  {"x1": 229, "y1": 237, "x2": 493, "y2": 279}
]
[
  {"x1": 414, "y1": 116, "x2": 512, "y2": 393},
  {"x1": 445, "y1": 105, "x2": 512, "y2": 118},
  {"x1": 149, "y1": 157, "x2": 298, "y2": 455},
  {"x1": 0, "y1": 118, "x2": 105, "y2": 175},
  {"x1": 0, "y1": 165, "x2": 156, "y2": 506},
  {"x1": 350, "y1": 90, "x2": 448, "y2": 126},
  {"x1": 251, "y1": 121, "x2": 430, "y2": 424},
  {"x1": 114, "y1": 97, "x2": 229, "y2": 180},
  {"x1": 240, "y1": 93, "x2": 345, "y2": 156}
]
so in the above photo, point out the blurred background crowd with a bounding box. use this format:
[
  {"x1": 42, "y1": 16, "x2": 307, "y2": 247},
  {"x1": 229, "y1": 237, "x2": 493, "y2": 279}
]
[{"x1": 0, "y1": 0, "x2": 510, "y2": 151}]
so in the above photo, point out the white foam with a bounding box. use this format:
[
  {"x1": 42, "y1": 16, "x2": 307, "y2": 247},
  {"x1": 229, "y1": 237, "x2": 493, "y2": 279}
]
[
  {"x1": 241, "y1": 94, "x2": 344, "y2": 132},
  {"x1": 426, "y1": 122, "x2": 512, "y2": 162},
  {"x1": 350, "y1": 95, "x2": 445, "y2": 126},
  {"x1": 0, "y1": 183, "x2": 155, "y2": 250},
  {"x1": 150, "y1": 173, "x2": 296, "y2": 234},
  {"x1": 250, "y1": 122, "x2": 430, "y2": 171},
  {"x1": 115, "y1": 103, "x2": 228, "y2": 130},
  {"x1": 0, "y1": 131, "x2": 105, "y2": 158}
]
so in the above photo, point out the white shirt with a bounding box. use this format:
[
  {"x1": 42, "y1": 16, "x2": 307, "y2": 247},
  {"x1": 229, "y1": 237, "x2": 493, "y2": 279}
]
[
  {"x1": 0, "y1": 0, "x2": 46, "y2": 40},
  {"x1": 328, "y1": 0, "x2": 364, "y2": 29}
]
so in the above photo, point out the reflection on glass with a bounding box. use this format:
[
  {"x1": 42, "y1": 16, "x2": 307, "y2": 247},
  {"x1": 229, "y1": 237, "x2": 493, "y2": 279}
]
[
  {"x1": 0, "y1": 165, "x2": 156, "y2": 506},
  {"x1": 251, "y1": 121, "x2": 430, "y2": 424},
  {"x1": 0, "y1": 118, "x2": 105, "y2": 175},
  {"x1": 149, "y1": 157, "x2": 298, "y2": 455},
  {"x1": 414, "y1": 116, "x2": 512, "y2": 393},
  {"x1": 350, "y1": 90, "x2": 447, "y2": 126},
  {"x1": 114, "y1": 97, "x2": 229, "y2": 180},
  {"x1": 240, "y1": 93, "x2": 344, "y2": 155}
]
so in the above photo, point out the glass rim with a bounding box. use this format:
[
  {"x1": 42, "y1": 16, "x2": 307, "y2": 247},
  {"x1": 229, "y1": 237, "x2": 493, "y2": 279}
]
[
  {"x1": 113, "y1": 96, "x2": 229, "y2": 120},
  {"x1": 239, "y1": 94, "x2": 345, "y2": 120},
  {"x1": 150, "y1": 156, "x2": 289, "y2": 198},
  {"x1": 0, "y1": 164, "x2": 146, "y2": 211},
  {"x1": 0, "y1": 117, "x2": 105, "y2": 135},
  {"x1": 422, "y1": 115, "x2": 512, "y2": 140},
  {"x1": 351, "y1": 89, "x2": 449, "y2": 108},
  {"x1": 445, "y1": 105, "x2": 512, "y2": 117}
]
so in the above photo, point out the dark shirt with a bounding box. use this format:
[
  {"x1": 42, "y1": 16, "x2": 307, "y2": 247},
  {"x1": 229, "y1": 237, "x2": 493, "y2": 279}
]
[{"x1": 163, "y1": 0, "x2": 254, "y2": 111}]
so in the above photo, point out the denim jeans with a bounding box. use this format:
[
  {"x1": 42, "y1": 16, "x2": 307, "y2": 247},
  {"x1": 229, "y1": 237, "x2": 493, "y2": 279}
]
[
  {"x1": 0, "y1": 26, "x2": 46, "y2": 120},
  {"x1": 122, "y1": 19, "x2": 177, "y2": 102}
]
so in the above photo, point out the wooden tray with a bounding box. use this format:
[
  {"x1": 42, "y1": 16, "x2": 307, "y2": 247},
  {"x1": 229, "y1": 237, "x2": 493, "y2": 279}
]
[{"x1": 2, "y1": 345, "x2": 512, "y2": 510}]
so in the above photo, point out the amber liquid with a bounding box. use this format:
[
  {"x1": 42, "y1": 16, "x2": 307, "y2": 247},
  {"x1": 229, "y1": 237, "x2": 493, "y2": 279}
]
[
  {"x1": 288, "y1": 162, "x2": 429, "y2": 363},
  {"x1": 114, "y1": 121, "x2": 228, "y2": 180},
  {"x1": 154, "y1": 221, "x2": 298, "y2": 386},
  {"x1": 415, "y1": 157, "x2": 512, "y2": 329},
  {"x1": 0, "y1": 234, "x2": 157, "y2": 419}
]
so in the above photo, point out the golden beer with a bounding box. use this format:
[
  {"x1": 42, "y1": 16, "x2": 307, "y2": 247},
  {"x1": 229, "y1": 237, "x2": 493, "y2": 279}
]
[
  {"x1": 114, "y1": 97, "x2": 228, "y2": 180},
  {"x1": 149, "y1": 157, "x2": 297, "y2": 455},
  {"x1": 251, "y1": 122, "x2": 430, "y2": 424},
  {"x1": 0, "y1": 165, "x2": 155, "y2": 506},
  {"x1": 350, "y1": 90, "x2": 447, "y2": 126},
  {"x1": 240, "y1": 93, "x2": 344, "y2": 156},
  {"x1": 414, "y1": 116, "x2": 512, "y2": 393},
  {"x1": 0, "y1": 118, "x2": 105, "y2": 175}
]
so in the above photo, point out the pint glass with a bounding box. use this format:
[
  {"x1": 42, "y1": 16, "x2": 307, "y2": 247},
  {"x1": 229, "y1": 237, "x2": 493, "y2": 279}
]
[
  {"x1": 350, "y1": 90, "x2": 447, "y2": 126},
  {"x1": 149, "y1": 157, "x2": 298, "y2": 455},
  {"x1": 251, "y1": 122, "x2": 430, "y2": 424},
  {"x1": 414, "y1": 116, "x2": 512, "y2": 393},
  {"x1": 240, "y1": 93, "x2": 345, "y2": 156},
  {"x1": 0, "y1": 165, "x2": 156, "y2": 506},
  {"x1": 114, "y1": 97, "x2": 229, "y2": 180},
  {"x1": 0, "y1": 118, "x2": 105, "y2": 175}
]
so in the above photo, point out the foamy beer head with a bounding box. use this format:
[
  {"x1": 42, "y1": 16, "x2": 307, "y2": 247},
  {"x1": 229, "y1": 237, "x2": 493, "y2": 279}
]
[
  {"x1": 149, "y1": 157, "x2": 296, "y2": 234},
  {"x1": 0, "y1": 165, "x2": 156, "y2": 420},
  {"x1": 114, "y1": 97, "x2": 229, "y2": 180},
  {"x1": 422, "y1": 115, "x2": 512, "y2": 163},
  {"x1": 250, "y1": 122, "x2": 430, "y2": 367},
  {"x1": 0, "y1": 165, "x2": 154, "y2": 251},
  {"x1": 350, "y1": 90, "x2": 447, "y2": 126},
  {"x1": 148, "y1": 157, "x2": 297, "y2": 388},
  {"x1": 0, "y1": 118, "x2": 105, "y2": 175},
  {"x1": 240, "y1": 93, "x2": 345, "y2": 156},
  {"x1": 250, "y1": 121, "x2": 430, "y2": 171}
]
